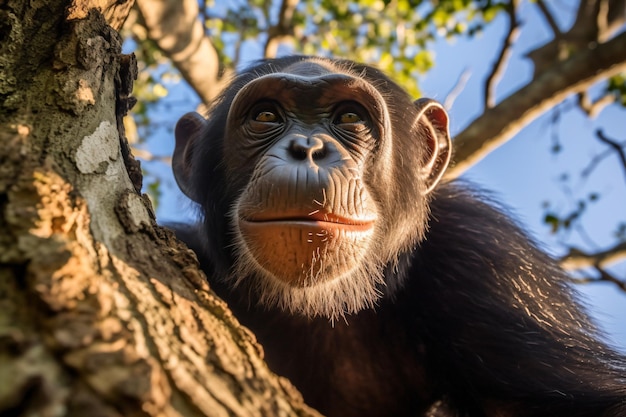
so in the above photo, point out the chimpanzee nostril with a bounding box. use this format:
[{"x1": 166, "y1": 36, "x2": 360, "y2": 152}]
[
  {"x1": 311, "y1": 147, "x2": 327, "y2": 160},
  {"x1": 290, "y1": 146, "x2": 308, "y2": 161},
  {"x1": 288, "y1": 136, "x2": 326, "y2": 162}
]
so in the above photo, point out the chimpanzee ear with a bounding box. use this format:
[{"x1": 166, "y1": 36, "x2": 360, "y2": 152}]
[
  {"x1": 173, "y1": 112, "x2": 208, "y2": 203},
  {"x1": 414, "y1": 98, "x2": 451, "y2": 194}
]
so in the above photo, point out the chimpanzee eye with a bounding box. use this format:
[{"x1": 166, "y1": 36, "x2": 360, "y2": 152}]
[
  {"x1": 338, "y1": 112, "x2": 362, "y2": 124},
  {"x1": 333, "y1": 102, "x2": 368, "y2": 128},
  {"x1": 255, "y1": 111, "x2": 278, "y2": 122}
]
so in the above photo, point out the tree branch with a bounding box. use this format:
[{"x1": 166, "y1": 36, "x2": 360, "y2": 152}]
[
  {"x1": 526, "y1": 0, "x2": 621, "y2": 80},
  {"x1": 560, "y1": 0, "x2": 625, "y2": 46},
  {"x1": 570, "y1": 0, "x2": 602, "y2": 44},
  {"x1": 605, "y1": 0, "x2": 626, "y2": 40},
  {"x1": 447, "y1": 30, "x2": 626, "y2": 178},
  {"x1": 596, "y1": 267, "x2": 626, "y2": 291},
  {"x1": 264, "y1": 0, "x2": 299, "y2": 58},
  {"x1": 570, "y1": 267, "x2": 626, "y2": 292},
  {"x1": 598, "y1": 0, "x2": 626, "y2": 42},
  {"x1": 596, "y1": 129, "x2": 626, "y2": 184},
  {"x1": 134, "y1": 0, "x2": 226, "y2": 105},
  {"x1": 444, "y1": 68, "x2": 471, "y2": 110},
  {"x1": 581, "y1": 146, "x2": 620, "y2": 179},
  {"x1": 560, "y1": 242, "x2": 626, "y2": 270},
  {"x1": 577, "y1": 91, "x2": 616, "y2": 117},
  {"x1": 484, "y1": 0, "x2": 521, "y2": 109},
  {"x1": 535, "y1": 0, "x2": 561, "y2": 36}
]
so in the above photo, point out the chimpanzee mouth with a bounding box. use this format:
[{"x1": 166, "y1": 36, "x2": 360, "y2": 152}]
[{"x1": 242, "y1": 211, "x2": 376, "y2": 232}]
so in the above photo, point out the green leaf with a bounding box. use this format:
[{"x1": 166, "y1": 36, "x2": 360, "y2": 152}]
[{"x1": 544, "y1": 213, "x2": 560, "y2": 233}]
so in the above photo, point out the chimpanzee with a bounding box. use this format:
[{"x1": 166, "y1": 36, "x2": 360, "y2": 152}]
[{"x1": 171, "y1": 56, "x2": 626, "y2": 417}]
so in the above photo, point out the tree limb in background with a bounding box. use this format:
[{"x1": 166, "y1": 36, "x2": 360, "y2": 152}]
[
  {"x1": 535, "y1": 0, "x2": 561, "y2": 37},
  {"x1": 556, "y1": 130, "x2": 626, "y2": 275},
  {"x1": 529, "y1": 0, "x2": 626, "y2": 77},
  {"x1": 444, "y1": 68, "x2": 471, "y2": 110},
  {"x1": 581, "y1": 145, "x2": 624, "y2": 179},
  {"x1": 578, "y1": 91, "x2": 617, "y2": 118},
  {"x1": 571, "y1": 267, "x2": 626, "y2": 292},
  {"x1": 134, "y1": 0, "x2": 227, "y2": 105},
  {"x1": 448, "y1": 30, "x2": 626, "y2": 178},
  {"x1": 561, "y1": 242, "x2": 626, "y2": 275},
  {"x1": 265, "y1": 0, "x2": 299, "y2": 58},
  {"x1": 484, "y1": 0, "x2": 520, "y2": 109},
  {"x1": 596, "y1": 129, "x2": 626, "y2": 185}
]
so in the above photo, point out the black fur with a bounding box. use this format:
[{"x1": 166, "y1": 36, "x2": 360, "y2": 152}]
[{"x1": 171, "y1": 56, "x2": 626, "y2": 417}]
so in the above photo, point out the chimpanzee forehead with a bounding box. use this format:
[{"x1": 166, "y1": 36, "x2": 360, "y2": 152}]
[
  {"x1": 281, "y1": 59, "x2": 338, "y2": 77},
  {"x1": 230, "y1": 70, "x2": 386, "y2": 117}
]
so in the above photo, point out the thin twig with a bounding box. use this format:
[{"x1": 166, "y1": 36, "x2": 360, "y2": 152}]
[
  {"x1": 484, "y1": 0, "x2": 521, "y2": 109},
  {"x1": 596, "y1": 129, "x2": 626, "y2": 185},
  {"x1": 571, "y1": 267, "x2": 626, "y2": 292},
  {"x1": 577, "y1": 91, "x2": 616, "y2": 118},
  {"x1": 596, "y1": 267, "x2": 626, "y2": 291},
  {"x1": 444, "y1": 68, "x2": 471, "y2": 110},
  {"x1": 560, "y1": 242, "x2": 626, "y2": 271},
  {"x1": 264, "y1": 0, "x2": 299, "y2": 58},
  {"x1": 199, "y1": 0, "x2": 209, "y2": 25},
  {"x1": 581, "y1": 147, "x2": 621, "y2": 179},
  {"x1": 535, "y1": 0, "x2": 561, "y2": 36},
  {"x1": 549, "y1": 105, "x2": 562, "y2": 153}
]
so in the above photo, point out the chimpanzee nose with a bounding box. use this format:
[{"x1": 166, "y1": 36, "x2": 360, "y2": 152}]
[{"x1": 288, "y1": 135, "x2": 327, "y2": 162}]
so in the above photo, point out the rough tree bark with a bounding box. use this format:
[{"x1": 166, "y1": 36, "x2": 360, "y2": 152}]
[{"x1": 0, "y1": 1, "x2": 319, "y2": 416}]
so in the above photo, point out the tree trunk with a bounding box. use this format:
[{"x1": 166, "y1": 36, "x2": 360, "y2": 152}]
[{"x1": 0, "y1": 1, "x2": 319, "y2": 416}]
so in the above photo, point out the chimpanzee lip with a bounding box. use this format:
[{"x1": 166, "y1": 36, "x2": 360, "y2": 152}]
[
  {"x1": 242, "y1": 211, "x2": 376, "y2": 231},
  {"x1": 245, "y1": 211, "x2": 374, "y2": 224}
]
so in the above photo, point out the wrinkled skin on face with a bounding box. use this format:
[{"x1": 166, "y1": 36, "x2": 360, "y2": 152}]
[
  {"x1": 173, "y1": 57, "x2": 450, "y2": 319},
  {"x1": 228, "y1": 64, "x2": 383, "y2": 286}
]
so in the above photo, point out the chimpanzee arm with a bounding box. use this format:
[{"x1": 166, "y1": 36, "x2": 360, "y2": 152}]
[{"x1": 409, "y1": 183, "x2": 626, "y2": 417}]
